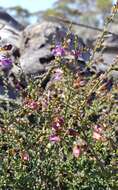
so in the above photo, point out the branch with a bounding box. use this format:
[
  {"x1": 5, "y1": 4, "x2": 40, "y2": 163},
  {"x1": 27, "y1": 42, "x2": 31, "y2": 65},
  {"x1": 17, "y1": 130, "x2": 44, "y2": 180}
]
[{"x1": 47, "y1": 16, "x2": 118, "y2": 37}]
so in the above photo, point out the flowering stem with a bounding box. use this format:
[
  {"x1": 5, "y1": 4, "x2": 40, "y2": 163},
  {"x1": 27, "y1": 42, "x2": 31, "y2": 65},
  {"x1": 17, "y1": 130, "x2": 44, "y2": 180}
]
[{"x1": 87, "y1": 12, "x2": 116, "y2": 68}]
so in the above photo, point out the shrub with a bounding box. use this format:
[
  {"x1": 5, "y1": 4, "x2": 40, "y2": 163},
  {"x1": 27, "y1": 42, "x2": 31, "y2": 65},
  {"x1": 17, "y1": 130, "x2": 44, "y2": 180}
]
[{"x1": 0, "y1": 3, "x2": 118, "y2": 190}]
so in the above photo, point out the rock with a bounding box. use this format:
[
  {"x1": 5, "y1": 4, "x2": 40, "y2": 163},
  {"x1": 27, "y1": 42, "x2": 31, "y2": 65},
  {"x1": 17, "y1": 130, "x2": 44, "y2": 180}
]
[
  {"x1": 0, "y1": 11, "x2": 25, "y2": 31},
  {"x1": 20, "y1": 21, "x2": 67, "y2": 74},
  {"x1": 0, "y1": 11, "x2": 26, "y2": 99},
  {"x1": 0, "y1": 25, "x2": 22, "y2": 48},
  {"x1": 0, "y1": 11, "x2": 23, "y2": 76},
  {"x1": 0, "y1": 11, "x2": 24, "y2": 48},
  {"x1": 20, "y1": 47, "x2": 52, "y2": 74},
  {"x1": 91, "y1": 34, "x2": 118, "y2": 79},
  {"x1": 0, "y1": 11, "x2": 118, "y2": 101},
  {"x1": 108, "y1": 70, "x2": 118, "y2": 81},
  {"x1": 20, "y1": 21, "x2": 90, "y2": 75}
]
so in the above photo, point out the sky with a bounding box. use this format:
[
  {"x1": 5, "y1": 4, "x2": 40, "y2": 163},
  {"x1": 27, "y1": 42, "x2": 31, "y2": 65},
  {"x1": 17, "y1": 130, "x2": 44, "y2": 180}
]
[
  {"x1": 0, "y1": 0, "x2": 116, "y2": 13},
  {"x1": 0, "y1": 0, "x2": 56, "y2": 12}
]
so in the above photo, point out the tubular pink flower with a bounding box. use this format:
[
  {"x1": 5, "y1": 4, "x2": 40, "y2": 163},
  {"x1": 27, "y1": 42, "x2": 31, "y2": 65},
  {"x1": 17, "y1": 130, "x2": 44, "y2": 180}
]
[
  {"x1": 0, "y1": 54, "x2": 12, "y2": 70},
  {"x1": 52, "y1": 45, "x2": 65, "y2": 56},
  {"x1": 93, "y1": 131, "x2": 102, "y2": 140},
  {"x1": 49, "y1": 134, "x2": 60, "y2": 143},
  {"x1": 51, "y1": 116, "x2": 64, "y2": 131},
  {"x1": 68, "y1": 128, "x2": 78, "y2": 136},
  {"x1": 73, "y1": 145, "x2": 81, "y2": 158},
  {"x1": 93, "y1": 125, "x2": 102, "y2": 133},
  {"x1": 21, "y1": 152, "x2": 30, "y2": 161}
]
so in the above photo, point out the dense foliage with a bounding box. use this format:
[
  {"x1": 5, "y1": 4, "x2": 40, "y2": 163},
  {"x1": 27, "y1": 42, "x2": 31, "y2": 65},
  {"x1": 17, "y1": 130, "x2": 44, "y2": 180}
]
[{"x1": 0, "y1": 2, "x2": 118, "y2": 190}]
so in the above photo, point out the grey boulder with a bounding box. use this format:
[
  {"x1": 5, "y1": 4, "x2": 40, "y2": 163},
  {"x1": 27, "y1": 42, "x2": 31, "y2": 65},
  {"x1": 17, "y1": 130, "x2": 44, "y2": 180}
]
[{"x1": 20, "y1": 21, "x2": 66, "y2": 74}]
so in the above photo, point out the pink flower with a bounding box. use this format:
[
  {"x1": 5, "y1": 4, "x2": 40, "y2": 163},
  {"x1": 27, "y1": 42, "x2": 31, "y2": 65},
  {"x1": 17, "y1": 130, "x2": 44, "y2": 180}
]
[
  {"x1": 21, "y1": 151, "x2": 30, "y2": 161},
  {"x1": 28, "y1": 101, "x2": 38, "y2": 110},
  {"x1": 93, "y1": 125, "x2": 102, "y2": 133},
  {"x1": 71, "y1": 50, "x2": 81, "y2": 58},
  {"x1": 0, "y1": 54, "x2": 12, "y2": 70},
  {"x1": 49, "y1": 134, "x2": 60, "y2": 143},
  {"x1": 52, "y1": 122, "x2": 61, "y2": 131},
  {"x1": 73, "y1": 145, "x2": 81, "y2": 158},
  {"x1": 93, "y1": 131, "x2": 106, "y2": 141},
  {"x1": 93, "y1": 131, "x2": 102, "y2": 140},
  {"x1": 68, "y1": 128, "x2": 78, "y2": 136},
  {"x1": 52, "y1": 68, "x2": 63, "y2": 81},
  {"x1": 54, "y1": 68, "x2": 63, "y2": 75},
  {"x1": 52, "y1": 45, "x2": 65, "y2": 56},
  {"x1": 93, "y1": 125, "x2": 105, "y2": 141},
  {"x1": 24, "y1": 99, "x2": 39, "y2": 110},
  {"x1": 79, "y1": 80, "x2": 86, "y2": 87},
  {"x1": 52, "y1": 116, "x2": 64, "y2": 131}
]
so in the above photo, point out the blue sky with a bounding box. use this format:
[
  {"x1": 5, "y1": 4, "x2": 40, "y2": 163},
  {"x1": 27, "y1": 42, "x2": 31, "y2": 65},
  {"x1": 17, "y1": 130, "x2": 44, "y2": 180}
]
[
  {"x1": 0, "y1": 0, "x2": 115, "y2": 13},
  {"x1": 0, "y1": 0, "x2": 56, "y2": 12}
]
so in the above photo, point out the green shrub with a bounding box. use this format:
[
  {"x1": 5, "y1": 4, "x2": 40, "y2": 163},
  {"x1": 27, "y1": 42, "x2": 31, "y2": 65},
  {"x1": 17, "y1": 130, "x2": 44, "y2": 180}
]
[{"x1": 0, "y1": 3, "x2": 118, "y2": 190}]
